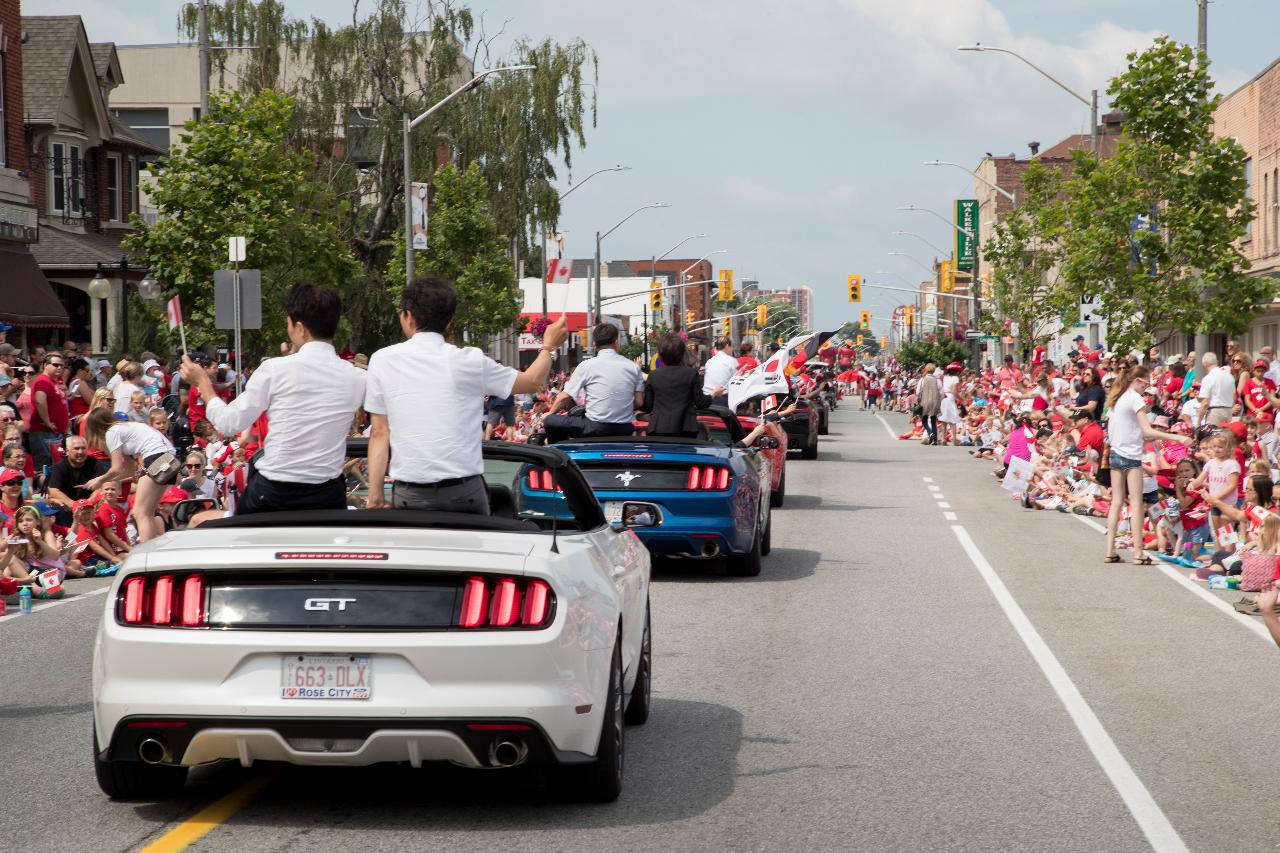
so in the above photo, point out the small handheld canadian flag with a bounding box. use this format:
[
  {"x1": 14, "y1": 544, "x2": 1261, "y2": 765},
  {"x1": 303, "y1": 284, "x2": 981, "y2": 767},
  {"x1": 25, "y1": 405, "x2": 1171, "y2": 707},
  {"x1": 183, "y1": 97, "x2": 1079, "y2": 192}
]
[
  {"x1": 167, "y1": 294, "x2": 188, "y2": 353},
  {"x1": 546, "y1": 257, "x2": 572, "y2": 285}
]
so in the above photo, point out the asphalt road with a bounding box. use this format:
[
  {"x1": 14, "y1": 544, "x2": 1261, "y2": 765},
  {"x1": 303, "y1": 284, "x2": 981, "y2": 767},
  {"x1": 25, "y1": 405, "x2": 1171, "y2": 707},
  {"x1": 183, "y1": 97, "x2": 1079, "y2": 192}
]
[{"x1": 4, "y1": 403, "x2": 1280, "y2": 852}]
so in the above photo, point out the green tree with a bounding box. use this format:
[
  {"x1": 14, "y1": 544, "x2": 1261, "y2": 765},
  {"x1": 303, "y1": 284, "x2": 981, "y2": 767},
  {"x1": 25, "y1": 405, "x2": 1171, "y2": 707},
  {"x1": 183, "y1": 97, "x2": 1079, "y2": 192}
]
[
  {"x1": 1058, "y1": 36, "x2": 1269, "y2": 354},
  {"x1": 981, "y1": 159, "x2": 1074, "y2": 353},
  {"x1": 416, "y1": 163, "x2": 520, "y2": 341},
  {"x1": 123, "y1": 89, "x2": 357, "y2": 359},
  {"x1": 895, "y1": 339, "x2": 969, "y2": 372},
  {"x1": 183, "y1": 0, "x2": 597, "y2": 350}
]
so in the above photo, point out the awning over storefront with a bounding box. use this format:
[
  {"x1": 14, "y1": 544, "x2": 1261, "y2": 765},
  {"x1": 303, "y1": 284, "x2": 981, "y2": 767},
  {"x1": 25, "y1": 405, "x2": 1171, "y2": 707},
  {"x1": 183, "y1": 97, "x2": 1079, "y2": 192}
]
[{"x1": 0, "y1": 248, "x2": 70, "y2": 327}]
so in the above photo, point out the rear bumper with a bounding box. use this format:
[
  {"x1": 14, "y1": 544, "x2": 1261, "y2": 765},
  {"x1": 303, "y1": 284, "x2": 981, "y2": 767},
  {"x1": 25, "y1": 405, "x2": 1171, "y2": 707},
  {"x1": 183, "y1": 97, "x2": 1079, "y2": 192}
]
[{"x1": 101, "y1": 715, "x2": 589, "y2": 769}]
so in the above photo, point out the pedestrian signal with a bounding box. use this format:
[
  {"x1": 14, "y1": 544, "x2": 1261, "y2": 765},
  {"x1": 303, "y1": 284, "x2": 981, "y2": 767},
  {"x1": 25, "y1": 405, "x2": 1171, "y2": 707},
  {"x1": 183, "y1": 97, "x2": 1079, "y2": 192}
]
[
  {"x1": 847, "y1": 274, "x2": 861, "y2": 302},
  {"x1": 756, "y1": 304, "x2": 768, "y2": 326}
]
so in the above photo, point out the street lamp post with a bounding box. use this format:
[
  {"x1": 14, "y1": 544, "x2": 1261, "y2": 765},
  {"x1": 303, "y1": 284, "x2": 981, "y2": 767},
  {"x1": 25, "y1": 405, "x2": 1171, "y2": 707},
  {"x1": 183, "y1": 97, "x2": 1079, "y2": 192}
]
[
  {"x1": 88, "y1": 257, "x2": 161, "y2": 356},
  {"x1": 896, "y1": 204, "x2": 973, "y2": 239},
  {"x1": 677, "y1": 250, "x2": 727, "y2": 335},
  {"x1": 957, "y1": 44, "x2": 1097, "y2": 155},
  {"x1": 646, "y1": 233, "x2": 707, "y2": 361},
  {"x1": 592, "y1": 203, "x2": 670, "y2": 335},
  {"x1": 542, "y1": 165, "x2": 631, "y2": 318},
  {"x1": 403, "y1": 65, "x2": 535, "y2": 285},
  {"x1": 923, "y1": 160, "x2": 1016, "y2": 204},
  {"x1": 892, "y1": 230, "x2": 950, "y2": 259}
]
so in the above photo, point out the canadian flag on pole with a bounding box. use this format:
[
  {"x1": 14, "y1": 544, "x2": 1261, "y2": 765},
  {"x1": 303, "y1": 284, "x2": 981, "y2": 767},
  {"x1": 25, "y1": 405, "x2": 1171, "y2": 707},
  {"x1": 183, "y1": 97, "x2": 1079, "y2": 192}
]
[
  {"x1": 166, "y1": 294, "x2": 183, "y2": 330},
  {"x1": 546, "y1": 257, "x2": 572, "y2": 284}
]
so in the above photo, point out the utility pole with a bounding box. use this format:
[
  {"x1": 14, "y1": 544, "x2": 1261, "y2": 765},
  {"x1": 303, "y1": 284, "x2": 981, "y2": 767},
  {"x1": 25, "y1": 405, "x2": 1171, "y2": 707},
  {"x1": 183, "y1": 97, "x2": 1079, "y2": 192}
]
[
  {"x1": 1193, "y1": 0, "x2": 1211, "y2": 363},
  {"x1": 198, "y1": 0, "x2": 210, "y2": 117}
]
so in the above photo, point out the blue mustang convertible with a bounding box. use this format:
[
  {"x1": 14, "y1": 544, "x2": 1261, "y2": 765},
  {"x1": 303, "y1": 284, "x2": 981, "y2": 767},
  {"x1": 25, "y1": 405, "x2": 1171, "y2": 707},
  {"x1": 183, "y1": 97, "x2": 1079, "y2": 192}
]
[{"x1": 522, "y1": 409, "x2": 775, "y2": 577}]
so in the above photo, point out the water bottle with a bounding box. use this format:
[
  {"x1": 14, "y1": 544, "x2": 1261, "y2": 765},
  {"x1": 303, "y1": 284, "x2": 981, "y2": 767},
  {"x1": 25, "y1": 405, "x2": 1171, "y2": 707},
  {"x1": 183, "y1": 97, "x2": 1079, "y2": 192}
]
[{"x1": 19, "y1": 586, "x2": 31, "y2": 614}]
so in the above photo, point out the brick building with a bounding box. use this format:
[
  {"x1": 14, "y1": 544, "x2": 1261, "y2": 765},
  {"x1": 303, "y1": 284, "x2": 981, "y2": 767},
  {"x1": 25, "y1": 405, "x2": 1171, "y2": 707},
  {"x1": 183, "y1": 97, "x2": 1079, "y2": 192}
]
[
  {"x1": 0, "y1": 0, "x2": 66, "y2": 345},
  {"x1": 1214, "y1": 56, "x2": 1280, "y2": 354}
]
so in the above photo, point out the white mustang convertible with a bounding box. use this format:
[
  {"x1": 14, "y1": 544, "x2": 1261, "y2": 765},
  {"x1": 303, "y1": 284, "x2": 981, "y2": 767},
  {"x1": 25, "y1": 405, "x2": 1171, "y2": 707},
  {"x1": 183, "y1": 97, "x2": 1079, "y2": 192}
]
[{"x1": 92, "y1": 441, "x2": 653, "y2": 803}]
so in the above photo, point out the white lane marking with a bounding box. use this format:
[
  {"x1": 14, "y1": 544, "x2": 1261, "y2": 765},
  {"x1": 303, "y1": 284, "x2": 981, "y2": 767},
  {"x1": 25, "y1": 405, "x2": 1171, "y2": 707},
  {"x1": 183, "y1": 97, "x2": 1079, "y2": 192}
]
[
  {"x1": 923, "y1": 477, "x2": 934, "y2": 483},
  {"x1": 1072, "y1": 514, "x2": 1108, "y2": 534},
  {"x1": 943, "y1": 512, "x2": 957, "y2": 521},
  {"x1": 0, "y1": 586, "x2": 109, "y2": 625},
  {"x1": 1069, "y1": 513, "x2": 1276, "y2": 646},
  {"x1": 950, "y1": 524, "x2": 1189, "y2": 853},
  {"x1": 928, "y1": 485, "x2": 941, "y2": 493},
  {"x1": 938, "y1": 502, "x2": 951, "y2": 509},
  {"x1": 874, "y1": 414, "x2": 898, "y2": 440}
]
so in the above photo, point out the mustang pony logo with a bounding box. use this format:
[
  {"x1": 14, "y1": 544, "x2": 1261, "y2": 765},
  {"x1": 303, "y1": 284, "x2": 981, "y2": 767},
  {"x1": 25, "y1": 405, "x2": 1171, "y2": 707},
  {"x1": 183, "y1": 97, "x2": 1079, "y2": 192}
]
[{"x1": 615, "y1": 471, "x2": 641, "y2": 487}]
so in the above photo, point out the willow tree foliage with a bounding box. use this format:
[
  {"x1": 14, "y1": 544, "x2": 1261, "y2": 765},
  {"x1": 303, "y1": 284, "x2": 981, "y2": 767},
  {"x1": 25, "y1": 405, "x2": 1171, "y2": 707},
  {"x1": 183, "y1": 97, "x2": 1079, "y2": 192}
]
[
  {"x1": 1057, "y1": 37, "x2": 1266, "y2": 354},
  {"x1": 180, "y1": 0, "x2": 597, "y2": 348}
]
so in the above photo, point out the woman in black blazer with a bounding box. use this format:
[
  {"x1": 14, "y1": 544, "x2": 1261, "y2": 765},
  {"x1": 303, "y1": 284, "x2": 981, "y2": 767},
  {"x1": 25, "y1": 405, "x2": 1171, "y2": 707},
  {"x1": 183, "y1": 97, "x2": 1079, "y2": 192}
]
[{"x1": 640, "y1": 333, "x2": 725, "y2": 437}]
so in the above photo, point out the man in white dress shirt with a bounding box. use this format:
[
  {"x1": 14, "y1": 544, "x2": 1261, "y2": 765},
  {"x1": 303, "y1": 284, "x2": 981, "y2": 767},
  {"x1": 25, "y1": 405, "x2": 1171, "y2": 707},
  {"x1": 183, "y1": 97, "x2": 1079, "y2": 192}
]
[
  {"x1": 702, "y1": 337, "x2": 738, "y2": 406},
  {"x1": 180, "y1": 283, "x2": 366, "y2": 514},
  {"x1": 1197, "y1": 351, "x2": 1237, "y2": 426},
  {"x1": 364, "y1": 276, "x2": 568, "y2": 514},
  {"x1": 542, "y1": 323, "x2": 645, "y2": 444}
]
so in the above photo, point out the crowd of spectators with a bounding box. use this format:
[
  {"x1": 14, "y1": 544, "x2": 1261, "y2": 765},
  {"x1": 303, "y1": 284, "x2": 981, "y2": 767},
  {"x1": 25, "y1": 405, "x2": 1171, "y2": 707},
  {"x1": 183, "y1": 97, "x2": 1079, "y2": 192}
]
[{"x1": 885, "y1": 338, "x2": 1280, "y2": 642}]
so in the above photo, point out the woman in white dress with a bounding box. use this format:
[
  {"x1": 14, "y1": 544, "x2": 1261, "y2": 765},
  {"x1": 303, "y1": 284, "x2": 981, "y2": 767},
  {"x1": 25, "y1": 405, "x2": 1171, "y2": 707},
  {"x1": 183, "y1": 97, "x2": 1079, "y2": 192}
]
[{"x1": 938, "y1": 362, "x2": 963, "y2": 445}]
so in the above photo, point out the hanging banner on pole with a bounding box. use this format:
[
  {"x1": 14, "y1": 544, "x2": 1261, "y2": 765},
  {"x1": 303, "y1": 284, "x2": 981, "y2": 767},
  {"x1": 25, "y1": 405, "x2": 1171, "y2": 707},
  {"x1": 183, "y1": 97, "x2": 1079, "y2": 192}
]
[
  {"x1": 955, "y1": 199, "x2": 978, "y2": 271},
  {"x1": 410, "y1": 182, "x2": 429, "y2": 249}
]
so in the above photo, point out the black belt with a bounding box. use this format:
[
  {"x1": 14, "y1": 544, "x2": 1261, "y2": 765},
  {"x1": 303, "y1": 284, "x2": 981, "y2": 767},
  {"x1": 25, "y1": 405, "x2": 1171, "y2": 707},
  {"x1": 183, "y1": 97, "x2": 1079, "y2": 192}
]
[{"x1": 396, "y1": 474, "x2": 483, "y2": 489}]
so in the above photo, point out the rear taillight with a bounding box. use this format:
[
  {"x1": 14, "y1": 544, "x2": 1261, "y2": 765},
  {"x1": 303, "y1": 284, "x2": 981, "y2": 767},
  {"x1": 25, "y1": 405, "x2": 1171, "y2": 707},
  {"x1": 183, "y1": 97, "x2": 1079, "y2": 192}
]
[
  {"x1": 458, "y1": 576, "x2": 554, "y2": 629},
  {"x1": 686, "y1": 465, "x2": 732, "y2": 491},
  {"x1": 119, "y1": 573, "x2": 207, "y2": 627},
  {"x1": 525, "y1": 467, "x2": 562, "y2": 492}
]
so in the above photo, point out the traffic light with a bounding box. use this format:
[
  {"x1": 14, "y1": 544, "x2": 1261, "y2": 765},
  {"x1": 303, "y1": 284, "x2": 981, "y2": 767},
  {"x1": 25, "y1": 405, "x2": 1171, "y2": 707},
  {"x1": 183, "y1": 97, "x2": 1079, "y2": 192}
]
[
  {"x1": 756, "y1": 304, "x2": 768, "y2": 326},
  {"x1": 880, "y1": 336, "x2": 887, "y2": 349},
  {"x1": 860, "y1": 310, "x2": 870, "y2": 326},
  {"x1": 856, "y1": 334, "x2": 864, "y2": 346},
  {"x1": 649, "y1": 279, "x2": 663, "y2": 312},
  {"x1": 718, "y1": 268, "x2": 735, "y2": 301},
  {"x1": 847, "y1": 274, "x2": 861, "y2": 302},
  {"x1": 939, "y1": 259, "x2": 954, "y2": 294},
  {"x1": 685, "y1": 310, "x2": 695, "y2": 325},
  {"x1": 578, "y1": 329, "x2": 589, "y2": 347},
  {"x1": 905, "y1": 306, "x2": 915, "y2": 325},
  {"x1": 721, "y1": 317, "x2": 731, "y2": 336}
]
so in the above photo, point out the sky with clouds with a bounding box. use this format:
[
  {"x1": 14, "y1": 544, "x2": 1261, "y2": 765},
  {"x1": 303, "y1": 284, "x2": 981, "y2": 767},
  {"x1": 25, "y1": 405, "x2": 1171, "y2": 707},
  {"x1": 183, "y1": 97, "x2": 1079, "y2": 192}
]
[{"x1": 26, "y1": 0, "x2": 1280, "y2": 330}]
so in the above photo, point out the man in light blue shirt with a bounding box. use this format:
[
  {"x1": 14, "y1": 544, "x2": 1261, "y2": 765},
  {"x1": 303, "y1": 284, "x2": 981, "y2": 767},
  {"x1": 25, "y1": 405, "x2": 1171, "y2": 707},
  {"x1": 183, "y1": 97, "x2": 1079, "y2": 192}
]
[{"x1": 544, "y1": 324, "x2": 644, "y2": 443}]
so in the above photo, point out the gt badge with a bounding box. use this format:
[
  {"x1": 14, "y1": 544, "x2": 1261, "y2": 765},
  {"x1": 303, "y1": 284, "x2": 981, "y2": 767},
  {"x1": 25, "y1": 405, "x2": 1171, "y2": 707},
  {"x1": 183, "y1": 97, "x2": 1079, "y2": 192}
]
[
  {"x1": 304, "y1": 597, "x2": 357, "y2": 611},
  {"x1": 615, "y1": 471, "x2": 640, "y2": 487}
]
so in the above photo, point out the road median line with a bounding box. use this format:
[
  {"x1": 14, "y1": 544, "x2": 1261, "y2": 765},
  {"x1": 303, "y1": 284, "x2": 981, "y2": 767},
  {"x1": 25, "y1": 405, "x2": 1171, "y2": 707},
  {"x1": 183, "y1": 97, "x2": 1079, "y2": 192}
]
[{"x1": 138, "y1": 773, "x2": 274, "y2": 853}]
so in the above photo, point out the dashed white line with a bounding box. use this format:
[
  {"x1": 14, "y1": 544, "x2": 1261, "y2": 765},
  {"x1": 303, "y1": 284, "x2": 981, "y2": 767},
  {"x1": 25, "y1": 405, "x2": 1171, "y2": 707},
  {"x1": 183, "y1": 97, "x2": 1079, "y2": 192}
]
[
  {"x1": 923, "y1": 477, "x2": 934, "y2": 483},
  {"x1": 874, "y1": 413, "x2": 898, "y2": 440},
  {"x1": 950, "y1": 524, "x2": 1189, "y2": 853},
  {"x1": 0, "y1": 585, "x2": 108, "y2": 625},
  {"x1": 937, "y1": 502, "x2": 951, "y2": 509},
  {"x1": 943, "y1": 512, "x2": 957, "y2": 521},
  {"x1": 928, "y1": 485, "x2": 941, "y2": 493}
]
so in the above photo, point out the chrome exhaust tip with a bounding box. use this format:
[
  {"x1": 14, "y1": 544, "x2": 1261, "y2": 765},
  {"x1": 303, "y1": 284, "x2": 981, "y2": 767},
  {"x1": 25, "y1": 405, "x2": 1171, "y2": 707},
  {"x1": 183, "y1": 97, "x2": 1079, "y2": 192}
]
[
  {"x1": 489, "y1": 738, "x2": 529, "y2": 768},
  {"x1": 700, "y1": 541, "x2": 720, "y2": 558},
  {"x1": 137, "y1": 737, "x2": 171, "y2": 765}
]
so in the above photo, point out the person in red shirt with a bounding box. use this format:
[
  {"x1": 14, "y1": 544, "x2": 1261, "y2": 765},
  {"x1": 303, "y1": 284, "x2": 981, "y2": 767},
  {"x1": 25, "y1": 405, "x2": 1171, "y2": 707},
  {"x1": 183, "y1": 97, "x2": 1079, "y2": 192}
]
[
  {"x1": 27, "y1": 353, "x2": 69, "y2": 471},
  {"x1": 837, "y1": 340, "x2": 856, "y2": 370},
  {"x1": 92, "y1": 481, "x2": 131, "y2": 556},
  {"x1": 736, "y1": 342, "x2": 759, "y2": 374},
  {"x1": 1070, "y1": 411, "x2": 1105, "y2": 459}
]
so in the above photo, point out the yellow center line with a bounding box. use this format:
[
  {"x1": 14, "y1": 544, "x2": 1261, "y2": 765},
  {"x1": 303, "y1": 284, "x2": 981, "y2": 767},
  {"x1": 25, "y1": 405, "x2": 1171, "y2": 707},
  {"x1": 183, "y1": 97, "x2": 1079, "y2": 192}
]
[{"x1": 138, "y1": 772, "x2": 274, "y2": 853}]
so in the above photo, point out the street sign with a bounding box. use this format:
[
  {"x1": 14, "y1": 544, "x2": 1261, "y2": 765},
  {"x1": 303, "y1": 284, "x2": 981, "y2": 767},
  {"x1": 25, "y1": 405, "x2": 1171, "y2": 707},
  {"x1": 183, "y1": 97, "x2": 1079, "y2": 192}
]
[
  {"x1": 965, "y1": 329, "x2": 981, "y2": 339},
  {"x1": 228, "y1": 236, "x2": 247, "y2": 264},
  {"x1": 214, "y1": 269, "x2": 263, "y2": 329},
  {"x1": 955, "y1": 200, "x2": 977, "y2": 271}
]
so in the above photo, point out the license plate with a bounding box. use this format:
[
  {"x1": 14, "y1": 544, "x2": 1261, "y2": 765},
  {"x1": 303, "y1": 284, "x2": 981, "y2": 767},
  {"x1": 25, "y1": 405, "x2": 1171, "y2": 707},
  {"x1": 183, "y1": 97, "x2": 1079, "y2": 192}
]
[
  {"x1": 605, "y1": 501, "x2": 626, "y2": 524},
  {"x1": 281, "y1": 654, "x2": 371, "y2": 700}
]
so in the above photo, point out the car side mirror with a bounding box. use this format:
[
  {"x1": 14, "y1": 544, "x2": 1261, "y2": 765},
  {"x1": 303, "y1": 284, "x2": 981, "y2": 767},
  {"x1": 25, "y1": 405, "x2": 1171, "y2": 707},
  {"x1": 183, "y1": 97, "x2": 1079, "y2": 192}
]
[
  {"x1": 757, "y1": 435, "x2": 781, "y2": 449},
  {"x1": 620, "y1": 502, "x2": 660, "y2": 529}
]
